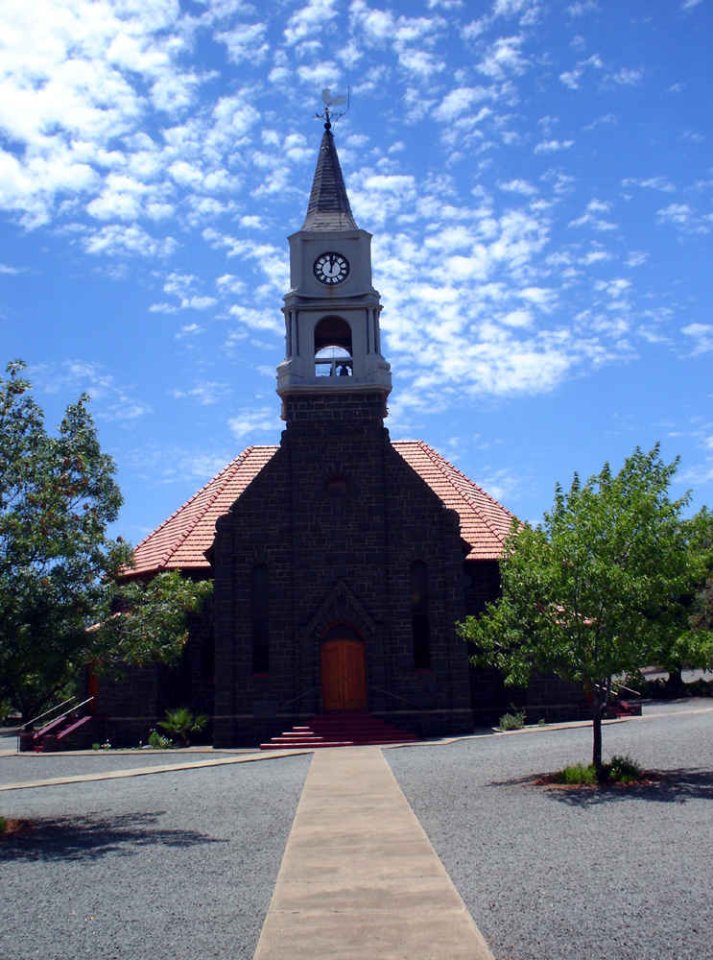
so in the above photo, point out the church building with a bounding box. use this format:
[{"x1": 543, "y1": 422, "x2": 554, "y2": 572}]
[{"x1": 101, "y1": 120, "x2": 579, "y2": 747}]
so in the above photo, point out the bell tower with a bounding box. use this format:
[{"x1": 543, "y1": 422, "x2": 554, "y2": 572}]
[{"x1": 276, "y1": 117, "x2": 392, "y2": 420}]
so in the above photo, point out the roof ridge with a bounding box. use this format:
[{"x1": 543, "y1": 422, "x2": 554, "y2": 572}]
[
  {"x1": 408, "y1": 440, "x2": 517, "y2": 548},
  {"x1": 131, "y1": 446, "x2": 259, "y2": 570}
]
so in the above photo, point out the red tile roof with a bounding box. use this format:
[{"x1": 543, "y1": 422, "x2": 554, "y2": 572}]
[
  {"x1": 125, "y1": 446, "x2": 277, "y2": 578},
  {"x1": 125, "y1": 440, "x2": 515, "y2": 578},
  {"x1": 392, "y1": 441, "x2": 517, "y2": 561}
]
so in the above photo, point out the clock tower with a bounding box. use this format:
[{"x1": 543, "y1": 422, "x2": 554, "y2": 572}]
[{"x1": 276, "y1": 118, "x2": 392, "y2": 419}]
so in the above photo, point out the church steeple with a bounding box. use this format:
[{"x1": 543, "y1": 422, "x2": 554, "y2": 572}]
[
  {"x1": 276, "y1": 120, "x2": 392, "y2": 420},
  {"x1": 303, "y1": 124, "x2": 357, "y2": 232}
]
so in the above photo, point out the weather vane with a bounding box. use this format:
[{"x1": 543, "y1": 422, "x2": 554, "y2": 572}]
[{"x1": 315, "y1": 88, "x2": 350, "y2": 129}]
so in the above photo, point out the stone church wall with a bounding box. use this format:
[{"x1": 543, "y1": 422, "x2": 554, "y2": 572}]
[{"x1": 212, "y1": 392, "x2": 473, "y2": 746}]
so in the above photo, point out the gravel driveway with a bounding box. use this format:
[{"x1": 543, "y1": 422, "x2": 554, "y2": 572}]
[
  {"x1": 0, "y1": 755, "x2": 309, "y2": 960},
  {"x1": 387, "y1": 704, "x2": 713, "y2": 960}
]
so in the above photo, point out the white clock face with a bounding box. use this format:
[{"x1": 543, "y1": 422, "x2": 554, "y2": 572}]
[{"x1": 313, "y1": 252, "x2": 350, "y2": 285}]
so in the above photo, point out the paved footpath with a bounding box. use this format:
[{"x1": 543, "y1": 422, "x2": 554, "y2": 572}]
[{"x1": 252, "y1": 747, "x2": 494, "y2": 960}]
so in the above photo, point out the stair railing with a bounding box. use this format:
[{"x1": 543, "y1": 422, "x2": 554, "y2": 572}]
[
  {"x1": 371, "y1": 686, "x2": 421, "y2": 710},
  {"x1": 277, "y1": 686, "x2": 318, "y2": 715},
  {"x1": 18, "y1": 695, "x2": 95, "y2": 752}
]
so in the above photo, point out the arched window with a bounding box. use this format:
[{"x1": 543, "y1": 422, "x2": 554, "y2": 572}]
[
  {"x1": 411, "y1": 561, "x2": 431, "y2": 669},
  {"x1": 251, "y1": 564, "x2": 270, "y2": 673},
  {"x1": 314, "y1": 316, "x2": 353, "y2": 377}
]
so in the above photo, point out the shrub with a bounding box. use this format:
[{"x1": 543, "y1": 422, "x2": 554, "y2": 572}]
[
  {"x1": 0, "y1": 816, "x2": 6, "y2": 835},
  {"x1": 607, "y1": 754, "x2": 643, "y2": 784},
  {"x1": 147, "y1": 729, "x2": 173, "y2": 749},
  {"x1": 158, "y1": 707, "x2": 208, "y2": 747},
  {"x1": 498, "y1": 706, "x2": 526, "y2": 731}
]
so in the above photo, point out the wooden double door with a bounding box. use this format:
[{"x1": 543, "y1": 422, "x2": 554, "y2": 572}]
[{"x1": 320, "y1": 635, "x2": 367, "y2": 712}]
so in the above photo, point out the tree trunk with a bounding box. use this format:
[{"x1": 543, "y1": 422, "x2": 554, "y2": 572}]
[
  {"x1": 591, "y1": 680, "x2": 609, "y2": 782},
  {"x1": 592, "y1": 710, "x2": 603, "y2": 780},
  {"x1": 664, "y1": 668, "x2": 684, "y2": 696}
]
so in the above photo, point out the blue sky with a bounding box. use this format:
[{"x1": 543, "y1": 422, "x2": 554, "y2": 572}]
[{"x1": 1, "y1": 0, "x2": 711, "y2": 544}]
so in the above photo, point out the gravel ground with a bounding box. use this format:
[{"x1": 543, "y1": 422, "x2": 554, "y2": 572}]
[
  {"x1": 387, "y1": 703, "x2": 713, "y2": 960},
  {"x1": 0, "y1": 751, "x2": 260, "y2": 787},
  {"x1": 0, "y1": 754, "x2": 310, "y2": 960}
]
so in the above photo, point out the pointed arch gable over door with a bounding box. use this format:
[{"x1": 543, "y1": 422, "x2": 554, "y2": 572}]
[{"x1": 320, "y1": 624, "x2": 367, "y2": 712}]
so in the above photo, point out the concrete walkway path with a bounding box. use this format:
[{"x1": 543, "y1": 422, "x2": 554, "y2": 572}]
[{"x1": 252, "y1": 747, "x2": 494, "y2": 960}]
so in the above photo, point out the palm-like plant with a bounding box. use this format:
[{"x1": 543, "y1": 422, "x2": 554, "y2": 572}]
[{"x1": 158, "y1": 707, "x2": 208, "y2": 747}]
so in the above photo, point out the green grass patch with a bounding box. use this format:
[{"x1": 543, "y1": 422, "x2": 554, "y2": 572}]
[
  {"x1": 550, "y1": 754, "x2": 645, "y2": 786},
  {"x1": 554, "y1": 763, "x2": 598, "y2": 785},
  {"x1": 498, "y1": 706, "x2": 526, "y2": 731}
]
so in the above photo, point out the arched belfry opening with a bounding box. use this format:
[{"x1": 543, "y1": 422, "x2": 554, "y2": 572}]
[{"x1": 314, "y1": 315, "x2": 353, "y2": 377}]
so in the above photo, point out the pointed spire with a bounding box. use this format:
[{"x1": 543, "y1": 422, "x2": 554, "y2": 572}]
[{"x1": 302, "y1": 123, "x2": 358, "y2": 232}]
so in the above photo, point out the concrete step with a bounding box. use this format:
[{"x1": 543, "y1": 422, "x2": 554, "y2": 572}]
[
  {"x1": 260, "y1": 740, "x2": 354, "y2": 750},
  {"x1": 260, "y1": 711, "x2": 421, "y2": 750}
]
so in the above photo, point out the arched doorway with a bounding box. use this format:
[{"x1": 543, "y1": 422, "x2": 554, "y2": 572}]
[{"x1": 320, "y1": 625, "x2": 366, "y2": 712}]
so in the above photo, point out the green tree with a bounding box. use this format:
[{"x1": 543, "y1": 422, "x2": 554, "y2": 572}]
[
  {"x1": 649, "y1": 506, "x2": 713, "y2": 692},
  {"x1": 0, "y1": 360, "x2": 130, "y2": 720},
  {"x1": 96, "y1": 571, "x2": 213, "y2": 671},
  {"x1": 0, "y1": 363, "x2": 214, "y2": 722},
  {"x1": 459, "y1": 445, "x2": 711, "y2": 781},
  {"x1": 688, "y1": 507, "x2": 713, "y2": 633}
]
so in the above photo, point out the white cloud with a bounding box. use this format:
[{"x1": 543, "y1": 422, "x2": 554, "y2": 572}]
[
  {"x1": 84, "y1": 224, "x2": 178, "y2": 258},
  {"x1": 611, "y1": 67, "x2": 643, "y2": 86},
  {"x1": 478, "y1": 36, "x2": 528, "y2": 80},
  {"x1": 681, "y1": 324, "x2": 713, "y2": 355},
  {"x1": 569, "y1": 199, "x2": 617, "y2": 231},
  {"x1": 175, "y1": 322, "x2": 202, "y2": 339},
  {"x1": 622, "y1": 176, "x2": 676, "y2": 193},
  {"x1": 171, "y1": 382, "x2": 230, "y2": 405},
  {"x1": 284, "y1": 0, "x2": 337, "y2": 45},
  {"x1": 498, "y1": 178, "x2": 537, "y2": 195},
  {"x1": 492, "y1": 0, "x2": 540, "y2": 19},
  {"x1": 228, "y1": 304, "x2": 282, "y2": 335},
  {"x1": 567, "y1": 0, "x2": 599, "y2": 14},
  {"x1": 228, "y1": 406, "x2": 281, "y2": 440},
  {"x1": 434, "y1": 86, "x2": 491, "y2": 122},
  {"x1": 559, "y1": 53, "x2": 603, "y2": 90},
  {"x1": 534, "y1": 139, "x2": 574, "y2": 153},
  {"x1": 657, "y1": 203, "x2": 712, "y2": 234},
  {"x1": 216, "y1": 22, "x2": 268, "y2": 63},
  {"x1": 626, "y1": 251, "x2": 648, "y2": 267},
  {"x1": 35, "y1": 358, "x2": 152, "y2": 422}
]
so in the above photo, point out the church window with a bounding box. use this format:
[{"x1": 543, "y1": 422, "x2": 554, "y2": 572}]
[
  {"x1": 251, "y1": 564, "x2": 270, "y2": 673},
  {"x1": 411, "y1": 561, "x2": 431, "y2": 669},
  {"x1": 325, "y1": 474, "x2": 349, "y2": 497},
  {"x1": 314, "y1": 315, "x2": 353, "y2": 377}
]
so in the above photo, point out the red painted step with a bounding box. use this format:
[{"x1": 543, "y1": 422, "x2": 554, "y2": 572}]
[
  {"x1": 30, "y1": 713, "x2": 94, "y2": 752},
  {"x1": 260, "y1": 712, "x2": 419, "y2": 750}
]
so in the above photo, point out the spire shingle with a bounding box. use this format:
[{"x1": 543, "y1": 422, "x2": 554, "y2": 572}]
[{"x1": 302, "y1": 125, "x2": 357, "y2": 231}]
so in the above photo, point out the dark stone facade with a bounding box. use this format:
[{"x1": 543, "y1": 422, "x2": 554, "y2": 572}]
[
  {"x1": 212, "y1": 392, "x2": 479, "y2": 746},
  {"x1": 91, "y1": 391, "x2": 586, "y2": 746}
]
